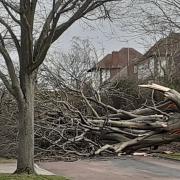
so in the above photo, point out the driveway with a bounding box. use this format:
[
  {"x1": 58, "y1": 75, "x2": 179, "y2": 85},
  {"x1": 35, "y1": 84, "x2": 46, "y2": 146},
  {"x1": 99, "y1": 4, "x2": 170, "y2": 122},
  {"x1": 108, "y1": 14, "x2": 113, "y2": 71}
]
[{"x1": 38, "y1": 156, "x2": 180, "y2": 180}]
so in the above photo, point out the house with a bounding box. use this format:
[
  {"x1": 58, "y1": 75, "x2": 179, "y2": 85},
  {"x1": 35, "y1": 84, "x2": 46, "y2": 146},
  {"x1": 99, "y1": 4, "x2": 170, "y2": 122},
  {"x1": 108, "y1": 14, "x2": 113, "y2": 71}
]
[
  {"x1": 87, "y1": 48, "x2": 142, "y2": 86},
  {"x1": 134, "y1": 32, "x2": 180, "y2": 82},
  {"x1": 88, "y1": 33, "x2": 180, "y2": 88}
]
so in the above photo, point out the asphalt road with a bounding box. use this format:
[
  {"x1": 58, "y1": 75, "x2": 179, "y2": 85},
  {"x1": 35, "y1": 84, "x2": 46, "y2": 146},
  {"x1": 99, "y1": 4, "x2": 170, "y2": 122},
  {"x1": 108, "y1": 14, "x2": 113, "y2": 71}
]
[{"x1": 39, "y1": 156, "x2": 180, "y2": 180}]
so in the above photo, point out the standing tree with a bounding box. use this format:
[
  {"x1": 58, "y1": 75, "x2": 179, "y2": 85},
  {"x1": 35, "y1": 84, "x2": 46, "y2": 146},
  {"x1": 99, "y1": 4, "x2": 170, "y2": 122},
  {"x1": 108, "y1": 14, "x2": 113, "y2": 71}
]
[{"x1": 0, "y1": 0, "x2": 123, "y2": 174}]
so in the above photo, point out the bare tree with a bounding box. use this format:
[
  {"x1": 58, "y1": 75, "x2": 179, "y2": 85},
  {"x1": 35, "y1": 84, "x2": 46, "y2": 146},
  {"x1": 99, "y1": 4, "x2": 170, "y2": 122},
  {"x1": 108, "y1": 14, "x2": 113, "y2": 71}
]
[
  {"x1": 121, "y1": 0, "x2": 179, "y2": 35},
  {"x1": 39, "y1": 37, "x2": 99, "y2": 90},
  {"x1": 0, "y1": 0, "x2": 124, "y2": 174},
  {"x1": 148, "y1": 0, "x2": 180, "y2": 32}
]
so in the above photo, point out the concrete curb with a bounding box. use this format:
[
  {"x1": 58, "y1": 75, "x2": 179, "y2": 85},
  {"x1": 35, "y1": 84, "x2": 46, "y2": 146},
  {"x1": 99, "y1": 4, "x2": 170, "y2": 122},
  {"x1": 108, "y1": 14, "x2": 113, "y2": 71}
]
[{"x1": 35, "y1": 163, "x2": 55, "y2": 175}]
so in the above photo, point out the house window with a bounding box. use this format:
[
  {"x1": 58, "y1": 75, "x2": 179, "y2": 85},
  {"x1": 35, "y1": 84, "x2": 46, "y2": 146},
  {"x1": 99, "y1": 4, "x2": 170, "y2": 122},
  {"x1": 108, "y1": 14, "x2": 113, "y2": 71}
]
[
  {"x1": 148, "y1": 58, "x2": 154, "y2": 73},
  {"x1": 137, "y1": 58, "x2": 154, "y2": 80},
  {"x1": 134, "y1": 65, "x2": 137, "y2": 73},
  {"x1": 102, "y1": 69, "x2": 110, "y2": 82},
  {"x1": 157, "y1": 57, "x2": 167, "y2": 77}
]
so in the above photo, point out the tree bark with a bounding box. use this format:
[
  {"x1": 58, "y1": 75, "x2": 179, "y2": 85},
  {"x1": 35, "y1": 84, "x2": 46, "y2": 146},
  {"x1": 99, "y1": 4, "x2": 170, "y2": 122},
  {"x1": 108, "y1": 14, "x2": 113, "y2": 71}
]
[{"x1": 14, "y1": 75, "x2": 35, "y2": 174}]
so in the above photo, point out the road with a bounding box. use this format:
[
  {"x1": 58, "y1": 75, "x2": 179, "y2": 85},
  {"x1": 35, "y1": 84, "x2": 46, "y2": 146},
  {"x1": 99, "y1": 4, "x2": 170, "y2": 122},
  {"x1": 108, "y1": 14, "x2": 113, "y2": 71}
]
[{"x1": 39, "y1": 156, "x2": 180, "y2": 180}]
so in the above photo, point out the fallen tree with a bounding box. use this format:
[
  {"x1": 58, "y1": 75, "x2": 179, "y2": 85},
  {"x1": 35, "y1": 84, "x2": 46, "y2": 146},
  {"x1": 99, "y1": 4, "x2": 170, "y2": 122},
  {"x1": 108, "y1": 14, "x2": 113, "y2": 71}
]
[
  {"x1": 0, "y1": 83, "x2": 179, "y2": 159},
  {"x1": 33, "y1": 83, "x2": 180, "y2": 159}
]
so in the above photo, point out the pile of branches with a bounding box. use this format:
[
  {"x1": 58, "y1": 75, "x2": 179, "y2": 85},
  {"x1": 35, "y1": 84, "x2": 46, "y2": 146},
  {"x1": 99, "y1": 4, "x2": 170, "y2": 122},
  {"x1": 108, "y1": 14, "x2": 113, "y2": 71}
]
[
  {"x1": 0, "y1": 89, "x2": 18, "y2": 158},
  {"x1": 34, "y1": 83, "x2": 180, "y2": 160}
]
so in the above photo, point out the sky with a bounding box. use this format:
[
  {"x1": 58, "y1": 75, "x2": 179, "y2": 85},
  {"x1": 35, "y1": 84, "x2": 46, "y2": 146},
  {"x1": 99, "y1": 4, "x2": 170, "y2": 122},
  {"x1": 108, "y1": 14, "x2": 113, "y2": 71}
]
[
  {"x1": 49, "y1": 0, "x2": 174, "y2": 59},
  {"x1": 52, "y1": 19, "x2": 150, "y2": 58}
]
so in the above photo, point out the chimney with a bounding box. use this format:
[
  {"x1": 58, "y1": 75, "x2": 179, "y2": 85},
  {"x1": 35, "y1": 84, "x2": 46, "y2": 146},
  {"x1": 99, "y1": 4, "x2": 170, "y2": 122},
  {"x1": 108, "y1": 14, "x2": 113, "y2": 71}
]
[{"x1": 112, "y1": 51, "x2": 119, "y2": 68}]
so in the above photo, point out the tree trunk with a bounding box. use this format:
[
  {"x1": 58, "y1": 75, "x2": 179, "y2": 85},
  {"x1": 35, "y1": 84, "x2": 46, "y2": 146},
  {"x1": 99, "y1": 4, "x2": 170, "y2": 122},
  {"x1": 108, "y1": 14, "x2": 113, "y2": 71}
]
[{"x1": 14, "y1": 75, "x2": 35, "y2": 174}]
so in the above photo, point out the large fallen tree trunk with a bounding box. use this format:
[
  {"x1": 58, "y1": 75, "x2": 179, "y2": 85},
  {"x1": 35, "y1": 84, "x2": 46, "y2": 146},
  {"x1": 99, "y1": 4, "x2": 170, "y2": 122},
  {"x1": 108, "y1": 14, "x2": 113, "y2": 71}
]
[
  {"x1": 1, "y1": 83, "x2": 180, "y2": 159},
  {"x1": 91, "y1": 84, "x2": 180, "y2": 155},
  {"x1": 33, "y1": 83, "x2": 180, "y2": 159}
]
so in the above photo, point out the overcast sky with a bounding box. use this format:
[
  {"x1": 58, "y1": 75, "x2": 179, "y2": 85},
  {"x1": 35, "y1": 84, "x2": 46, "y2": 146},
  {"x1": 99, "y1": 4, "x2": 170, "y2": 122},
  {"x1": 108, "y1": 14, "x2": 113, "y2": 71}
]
[{"x1": 52, "y1": 19, "x2": 150, "y2": 58}]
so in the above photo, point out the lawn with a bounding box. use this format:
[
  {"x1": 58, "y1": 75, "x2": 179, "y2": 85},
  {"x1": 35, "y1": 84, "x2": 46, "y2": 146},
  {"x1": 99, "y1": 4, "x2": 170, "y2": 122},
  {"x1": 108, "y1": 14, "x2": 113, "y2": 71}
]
[
  {"x1": 0, "y1": 174, "x2": 69, "y2": 180},
  {"x1": 157, "y1": 152, "x2": 180, "y2": 161}
]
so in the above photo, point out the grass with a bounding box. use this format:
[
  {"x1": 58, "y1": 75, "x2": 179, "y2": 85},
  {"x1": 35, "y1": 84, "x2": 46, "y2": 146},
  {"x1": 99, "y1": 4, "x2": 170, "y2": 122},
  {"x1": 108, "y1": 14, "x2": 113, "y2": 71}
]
[
  {"x1": 0, "y1": 174, "x2": 69, "y2": 180},
  {"x1": 157, "y1": 152, "x2": 180, "y2": 161}
]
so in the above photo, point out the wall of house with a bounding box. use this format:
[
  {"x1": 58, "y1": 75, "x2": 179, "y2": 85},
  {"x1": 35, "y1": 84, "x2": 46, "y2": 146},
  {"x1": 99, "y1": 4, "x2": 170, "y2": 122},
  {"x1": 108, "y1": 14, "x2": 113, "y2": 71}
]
[
  {"x1": 127, "y1": 63, "x2": 138, "y2": 81},
  {"x1": 110, "y1": 68, "x2": 121, "y2": 78},
  {"x1": 88, "y1": 71, "x2": 101, "y2": 89},
  {"x1": 136, "y1": 56, "x2": 176, "y2": 81},
  {"x1": 174, "y1": 55, "x2": 180, "y2": 81},
  {"x1": 137, "y1": 57, "x2": 154, "y2": 80},
  {"x1": 156, "y1": 57, "x2": 167, "y2": 77},
  {"x1": 117, "y1": 66, "x2": 128, "y2": 79},
  {"x1": 101, "y1": 69, "x2": 111, "y2": 82}
]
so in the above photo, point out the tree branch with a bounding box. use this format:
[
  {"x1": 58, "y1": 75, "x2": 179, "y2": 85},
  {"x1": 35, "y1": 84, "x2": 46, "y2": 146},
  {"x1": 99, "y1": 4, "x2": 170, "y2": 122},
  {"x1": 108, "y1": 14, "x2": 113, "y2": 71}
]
[
  {"x1": 2, "y1": 3, "x2": 21, "y2": 25},
  {"x1": 0, "y1": 0, "x2": 20, "y2": 14},
  {"x1": 0, "y1": 70, "x2": 14, "y2": 96},
  {"x1": 0, "y1": 18, "x2": 21, "y2": 55},
  {"x1": 0, "y1": 41, "x2": 22, "y2": 100}
]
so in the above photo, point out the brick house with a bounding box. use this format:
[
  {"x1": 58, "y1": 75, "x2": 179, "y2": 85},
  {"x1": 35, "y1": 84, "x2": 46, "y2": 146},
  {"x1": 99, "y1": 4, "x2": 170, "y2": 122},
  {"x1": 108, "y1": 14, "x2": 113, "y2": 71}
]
[
  {"x1": 88, "y1": 48, "x2": 142, "y2": 86},
  {"x1": 134, "y1": 32, "x2": 180, "y2": 83}
]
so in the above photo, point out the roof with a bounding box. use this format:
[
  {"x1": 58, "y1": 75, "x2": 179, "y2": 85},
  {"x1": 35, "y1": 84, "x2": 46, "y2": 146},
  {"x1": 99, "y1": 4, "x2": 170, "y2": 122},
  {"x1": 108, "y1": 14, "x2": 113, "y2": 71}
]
[
  {"x1": 88, "y1": 48, "x2": 142, "y2": 72},
  {"x1": 135, "y1": 32, "x2": 180, "y2": 64}
]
